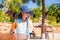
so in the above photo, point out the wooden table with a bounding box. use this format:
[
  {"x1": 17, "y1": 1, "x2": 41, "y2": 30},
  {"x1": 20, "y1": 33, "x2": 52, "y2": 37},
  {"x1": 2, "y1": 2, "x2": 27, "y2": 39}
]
[{"x1": 0, "y1": 33, "x2": 28, "y2": 40}]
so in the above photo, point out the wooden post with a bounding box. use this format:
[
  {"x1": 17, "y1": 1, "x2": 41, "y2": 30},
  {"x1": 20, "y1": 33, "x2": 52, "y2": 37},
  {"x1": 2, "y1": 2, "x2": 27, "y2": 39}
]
[{"x1": 41, "y1": 0, "x2": 46, "y2": 39}]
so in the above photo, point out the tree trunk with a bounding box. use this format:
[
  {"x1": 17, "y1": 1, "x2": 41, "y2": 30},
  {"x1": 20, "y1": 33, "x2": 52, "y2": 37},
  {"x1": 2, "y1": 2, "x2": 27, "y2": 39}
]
[{"x1": 41, "y1": 0, "x2": 46, "y2": 39}]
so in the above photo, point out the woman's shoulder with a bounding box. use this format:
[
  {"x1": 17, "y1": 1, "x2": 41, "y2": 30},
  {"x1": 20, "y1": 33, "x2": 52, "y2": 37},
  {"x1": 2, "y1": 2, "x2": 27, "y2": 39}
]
[{"x1": 15, "y1": 18, "x2": 22, "y2": 23}]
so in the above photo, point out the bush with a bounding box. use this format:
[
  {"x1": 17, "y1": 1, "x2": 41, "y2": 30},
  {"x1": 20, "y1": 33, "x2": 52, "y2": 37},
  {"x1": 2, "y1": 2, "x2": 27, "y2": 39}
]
[
  {"x1": 0, "y1": 13, "x2": 11, "y2": 22},
  {"x1": 47, "y1": 16, "x2": 56, "y2": 25}
]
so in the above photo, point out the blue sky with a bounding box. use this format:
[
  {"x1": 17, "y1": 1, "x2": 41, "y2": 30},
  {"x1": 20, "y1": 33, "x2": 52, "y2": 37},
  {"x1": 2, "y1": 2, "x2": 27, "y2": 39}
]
[
  {"x1": 0, "y1": 0, "x2": 3, "y2": 4},
  {"x1": 24, "y1": 0, "x2": 60, "y2": 8},
  {"x1": 23, "y1": 0, "x2": 38, "y2": 8},
  {"x1": 0, "y1": 0, "x2": 60, "y2": 8},
  {"x1": 45, "y1": 0, "x2": 60, "y2": 7}
]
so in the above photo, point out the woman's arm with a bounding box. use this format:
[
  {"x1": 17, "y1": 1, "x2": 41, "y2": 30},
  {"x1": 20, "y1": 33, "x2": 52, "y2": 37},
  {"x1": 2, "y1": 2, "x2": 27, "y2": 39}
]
[
  {"x1": 11, "y1": 19, "x2": 19, "y2": 33},
  {"x1": 11, "y1": 22, "x2": 18, "y2": 33},
  {"x1": 28, "y1": 20, "x2": 34, "y2": 33}
]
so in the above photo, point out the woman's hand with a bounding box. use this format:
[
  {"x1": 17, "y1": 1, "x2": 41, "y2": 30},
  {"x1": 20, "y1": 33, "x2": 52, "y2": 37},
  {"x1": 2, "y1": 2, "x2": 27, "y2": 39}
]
[{"x1": 12, "y1": 23, "x2": 18, "y2": 31}]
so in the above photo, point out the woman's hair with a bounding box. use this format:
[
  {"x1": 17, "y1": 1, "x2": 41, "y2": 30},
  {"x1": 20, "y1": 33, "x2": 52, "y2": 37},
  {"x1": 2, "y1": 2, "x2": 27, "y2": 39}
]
[{"x1": 18, "y1": 12, "x2": 22, "y2": 18}]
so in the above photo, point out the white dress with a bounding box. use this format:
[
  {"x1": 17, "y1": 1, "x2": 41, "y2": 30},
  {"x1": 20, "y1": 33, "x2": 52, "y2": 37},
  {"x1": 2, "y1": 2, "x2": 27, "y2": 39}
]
[{"x1": 14, "y1": 19, "x2": 33, "y2": 36}]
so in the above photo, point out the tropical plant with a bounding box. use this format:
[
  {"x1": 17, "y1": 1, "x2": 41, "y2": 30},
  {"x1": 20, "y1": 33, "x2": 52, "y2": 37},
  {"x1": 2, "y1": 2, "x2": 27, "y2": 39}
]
[
  {"x1": 31, "y1": 7, "x2": 42, "y2": 18},
  {"x1": 3, "y1": 0, "x2": 22, "y2": 14},
  {"x1": 8, "y1": 0, "x2": 22, "y2": 14},
  {"x1": 0, "y1": 0, "x2": 22, "y2": 22},
  {"x1": 47, "y1": 4, "x2": 60, "y2": 24},
  {"x1": 0, "y1": 13, "x2": 11, "y2": 22}
]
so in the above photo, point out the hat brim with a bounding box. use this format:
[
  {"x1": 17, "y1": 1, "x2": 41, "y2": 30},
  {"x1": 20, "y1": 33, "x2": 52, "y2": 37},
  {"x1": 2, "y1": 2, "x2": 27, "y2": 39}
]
[
  {"x1": 29, "y1": 11, "x2": 34, "y2": 15},
  {"x1": 21, "y1": 11, "x2": 34, "y2": 15}
]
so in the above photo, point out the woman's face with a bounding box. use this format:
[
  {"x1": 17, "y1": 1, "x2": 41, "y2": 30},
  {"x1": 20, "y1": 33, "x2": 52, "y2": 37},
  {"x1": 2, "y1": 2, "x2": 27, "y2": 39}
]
[{"x1": 22, "y1": 12, "x2": 30, "y2": 19}]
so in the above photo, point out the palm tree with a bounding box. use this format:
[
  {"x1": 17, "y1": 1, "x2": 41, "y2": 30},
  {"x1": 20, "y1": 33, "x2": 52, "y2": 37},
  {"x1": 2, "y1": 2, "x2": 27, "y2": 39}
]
[
  {"x1": 2, "y1": 0, "x2": 11, "y2": 13},
  {"x1": 2, "y1": 0, "x2": 22, "y2": 14}
]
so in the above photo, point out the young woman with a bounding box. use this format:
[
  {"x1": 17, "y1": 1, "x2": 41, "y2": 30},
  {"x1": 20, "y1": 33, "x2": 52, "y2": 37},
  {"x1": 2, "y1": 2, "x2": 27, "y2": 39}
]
[{"x1": 12, "y1": 5, "x2": 34, "y2": 40}]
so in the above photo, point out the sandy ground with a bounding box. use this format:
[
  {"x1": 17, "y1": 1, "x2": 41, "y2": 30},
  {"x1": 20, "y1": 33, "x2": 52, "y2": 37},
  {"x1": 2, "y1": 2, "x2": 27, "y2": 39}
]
[
  {"x1": 0, "y1": 22, "x2": 60, "y2": 40},
  {"x1": 33, "y1": 27, "x2": 60, "y2": 40}
]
